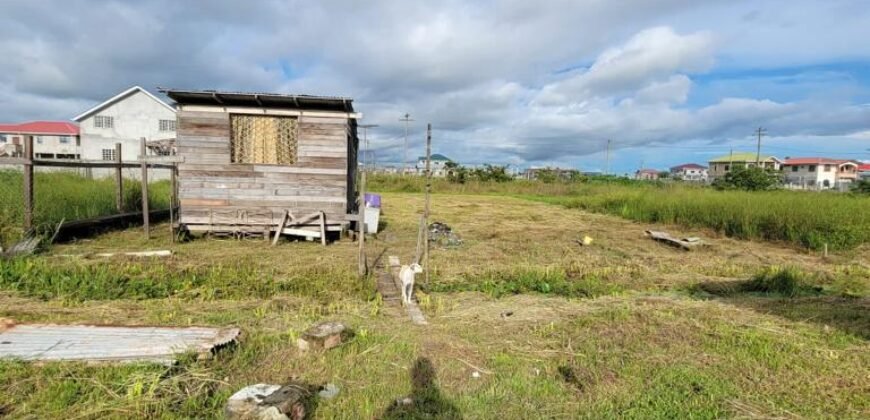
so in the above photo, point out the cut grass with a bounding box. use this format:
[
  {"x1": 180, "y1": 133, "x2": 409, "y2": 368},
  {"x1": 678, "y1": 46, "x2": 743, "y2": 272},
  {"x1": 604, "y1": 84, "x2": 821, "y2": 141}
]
[
  {"x1": 369, "y1": 174, "x2": 870, "y2": 250},
  {"x1": 0, "y1": 192, "x2": 867, "y2": 418}
]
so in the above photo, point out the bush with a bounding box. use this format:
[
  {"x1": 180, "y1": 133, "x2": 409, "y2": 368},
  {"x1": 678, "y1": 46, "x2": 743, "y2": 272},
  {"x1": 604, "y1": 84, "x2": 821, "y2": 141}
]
[
  {"x1": 712, "y1": 166, "x2": 782, "y2": 191},
  {"x1": 742, "y1": 267, "x2": 821, "y2": 297},
  {"x1": 851, "y1": 179, "x2": 870, "y2": 194}
]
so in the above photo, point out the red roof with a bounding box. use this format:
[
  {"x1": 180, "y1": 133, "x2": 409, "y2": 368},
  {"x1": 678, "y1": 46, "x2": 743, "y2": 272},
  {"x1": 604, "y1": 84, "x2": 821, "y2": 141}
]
[
  {"x1": 0, "y1": 121, "x2": 79, "y2": 136},
  {"x1": 782, "y1": 157, "x2": 854, "y2": 166},
  {"x1": 858, "y1": 164, "x2": 870, "y2": 172}
]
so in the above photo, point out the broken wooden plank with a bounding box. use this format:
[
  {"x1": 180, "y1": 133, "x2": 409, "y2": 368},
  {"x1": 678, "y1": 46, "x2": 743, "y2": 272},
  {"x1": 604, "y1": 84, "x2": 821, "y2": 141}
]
[
  {"x1": 0, "y1": 322, "x2": 239, "y2": 365},
  {"x1": 645, "y1": 230, "x2": 703, "y2": 250}
]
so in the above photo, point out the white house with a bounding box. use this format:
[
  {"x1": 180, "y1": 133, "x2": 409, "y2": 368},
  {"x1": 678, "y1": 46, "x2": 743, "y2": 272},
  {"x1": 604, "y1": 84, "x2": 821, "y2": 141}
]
[
  {"x1": 73, "y1": 86, "x2": 176, "y2": 167},
  {"x1": 0, "y1": 121, "x2": 80, "y2": 159},
  {"x1": 781, "y1": 158, "x2": 859, "y2": 190},
  {"x1": 415, "y1": 153, "x2": 452, "y2": 177},
  {"x1": 669, "y1": 163, "x2": 708, "y2": 182}
]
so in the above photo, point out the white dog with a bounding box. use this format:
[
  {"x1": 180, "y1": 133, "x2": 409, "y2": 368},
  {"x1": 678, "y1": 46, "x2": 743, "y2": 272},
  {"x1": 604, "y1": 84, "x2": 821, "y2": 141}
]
[{"x1": 399, "y1": 263, "x2": 423, "y2": 305}]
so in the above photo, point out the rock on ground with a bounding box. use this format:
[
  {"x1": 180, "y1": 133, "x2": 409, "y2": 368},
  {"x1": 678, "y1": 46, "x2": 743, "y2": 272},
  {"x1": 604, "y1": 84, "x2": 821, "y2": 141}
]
[{"x1": 296, "y1": 321, "x2": 347, "y2": 351}]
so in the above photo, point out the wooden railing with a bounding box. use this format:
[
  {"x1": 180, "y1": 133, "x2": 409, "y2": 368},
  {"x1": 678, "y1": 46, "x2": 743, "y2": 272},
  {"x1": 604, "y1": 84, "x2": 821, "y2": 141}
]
[{"x1": 0, "y1": 135, "x2": 182, "y2": 239}]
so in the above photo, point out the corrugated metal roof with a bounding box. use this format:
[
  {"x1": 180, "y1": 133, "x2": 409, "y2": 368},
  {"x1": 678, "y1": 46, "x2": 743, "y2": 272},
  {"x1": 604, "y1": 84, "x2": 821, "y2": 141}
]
[
  {"x1": 0, "y1": 324, "x2": 239, "y2": 365},
  {"x1": 782, "y1": 157, "x2": 855, "y2": 165},
  {"x1": 161, "y1": 88, "x2": 354, "y2": 112},
  {"x1": 709, "y1": 152, "x2": 780, "y2": 163},
  {"x1": 0, "y1": 121, "x2": 79, "y2": 135}
]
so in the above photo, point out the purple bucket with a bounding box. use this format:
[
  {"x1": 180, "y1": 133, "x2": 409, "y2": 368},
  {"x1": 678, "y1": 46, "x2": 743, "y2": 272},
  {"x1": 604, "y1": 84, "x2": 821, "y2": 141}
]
[{"x1": 364, "y1": 193, "x2": 381, "y2": 208}]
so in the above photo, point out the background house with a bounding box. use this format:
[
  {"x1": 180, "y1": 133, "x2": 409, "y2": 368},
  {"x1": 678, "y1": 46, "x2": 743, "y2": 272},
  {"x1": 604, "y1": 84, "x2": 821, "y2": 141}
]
[
  {"x1": 781, "y1": 158, "x2": 858, "y2": 190},
  {"x1": 669, "y1": 163, "x2": 708, "y2": 182},
  {"x1": 859, "y1": 163, "x2": 870, "y2": 180},
  {"x1": 708, "y1": 152, "x2": 781, "y2": 181},
  {"x1": 0, "y1": 121, "x2": 80, "y2": 159},
  {"x1": 415, "y1": 153, "x2": 452, "y2": 177},
  {"x1": 73, "y1": 86, "x2": 177, "y2": 174},
  {"x1": 521, "y1": 167, "x2": 577, "y2": 181},
  {"x1": 635, "y1": 168, "x2": 660, "y2": 180}
]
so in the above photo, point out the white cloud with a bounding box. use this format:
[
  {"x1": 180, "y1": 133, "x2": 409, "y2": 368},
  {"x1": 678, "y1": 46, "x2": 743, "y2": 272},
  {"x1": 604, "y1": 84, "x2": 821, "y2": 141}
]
[
  {"x1": 0, "y1": 1, "x2": 867, "y2": 167},
  {"x1": 535, "y1": 26, "x2": 713, "y2": 105}
]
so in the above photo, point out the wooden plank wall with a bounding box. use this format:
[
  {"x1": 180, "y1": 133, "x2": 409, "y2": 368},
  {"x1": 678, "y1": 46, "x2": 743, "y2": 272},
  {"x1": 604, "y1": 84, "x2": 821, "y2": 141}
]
[{"x1": 176, "y1": 108, "x2": 354, "y2": 226}]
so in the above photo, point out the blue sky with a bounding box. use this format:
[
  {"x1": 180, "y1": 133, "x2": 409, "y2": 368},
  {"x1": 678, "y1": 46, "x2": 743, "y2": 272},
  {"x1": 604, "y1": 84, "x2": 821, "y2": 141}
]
[{"x1": 0, "y1": 0, "x2": 868, "y2": 172}]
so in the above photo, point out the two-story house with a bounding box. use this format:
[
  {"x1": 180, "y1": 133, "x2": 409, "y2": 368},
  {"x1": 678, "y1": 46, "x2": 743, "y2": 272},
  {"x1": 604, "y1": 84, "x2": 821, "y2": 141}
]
[
  {"x1": 708, "y1": 152, "x2": 782, "y2": 182},
  {"x1": 669, "y1": 163, "x2": 708, "y2": 182},
  {"x1": 0, "y1": 121, "x2": 80, "y2": 158},
  {"x1": 415, "y1": 154, "x2": 452, "y2": 177},
  {"x1": 73, "y1": 86, "x2": 176, "y2": 168},
  {"x1": 781, "y1": 158, "x2": 859, "y2": 190}
]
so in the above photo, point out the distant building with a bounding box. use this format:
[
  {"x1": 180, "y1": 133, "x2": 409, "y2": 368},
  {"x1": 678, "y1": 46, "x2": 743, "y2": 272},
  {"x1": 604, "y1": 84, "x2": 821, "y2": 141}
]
[
  {"x1": 520, "y1": 167, "x2": 578, "y2": 181},
  {"x1": 669, "y1": 163, "x2": 708, "y2": 182},
  {"x1": 73, "y1": 86, "x2": 177, "y2": 165},
  {"x1": 859, "y1": 163, "x2": 870, "y2": 180},
  {"x1": 415, "y1": 154, "x2": 452, "y2": 177},
  {"x1": 0, "y1": 121, "x2": 80, "y2": 158},
  {"x1": 634, "y1": 168, "x2": 660, "y2": 180},
  {"x1": 708, "y1": 152, "x2": 782, "y2": 182},
  {"x1": 781, "y1": 158, "x2": 859, "y2": 190}
]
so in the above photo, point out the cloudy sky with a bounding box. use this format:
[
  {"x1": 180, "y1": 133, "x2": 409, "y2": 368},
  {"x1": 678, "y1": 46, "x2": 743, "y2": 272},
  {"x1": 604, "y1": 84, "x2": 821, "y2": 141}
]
[{"x1": 1, "y1": 0, "x2": 869, "y2": 173}]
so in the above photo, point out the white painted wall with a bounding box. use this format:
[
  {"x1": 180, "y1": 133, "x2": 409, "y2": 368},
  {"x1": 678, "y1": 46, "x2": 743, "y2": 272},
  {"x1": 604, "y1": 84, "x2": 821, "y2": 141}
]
[
  {"x1": 78, "y1": 90, "x2": 176, "y2": 162},
  {"x1": 415, "y1": 159, "x2": 449, "y2": 177}
]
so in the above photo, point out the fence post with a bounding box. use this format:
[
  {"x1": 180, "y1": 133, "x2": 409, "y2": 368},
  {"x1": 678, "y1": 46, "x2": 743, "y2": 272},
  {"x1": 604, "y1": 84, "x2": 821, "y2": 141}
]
[
  {"x1": 423, "y1": 123, "x2": 432, "y2": 286},
  {"x1": 115, "y1": 142, "x2": 123, "y2": 213},
  {"x1": 140, "y1": 138, "x2": 150, "y2": 239},
  {"x1": 358, "y1": 171, "x2": 366, "y2": 277},
  {"x1": 23, "y1": 135, "x2": 34, "y2": 231},
  {"x1": 170, "y1": 163, "x2": 177, "y2": 241}
]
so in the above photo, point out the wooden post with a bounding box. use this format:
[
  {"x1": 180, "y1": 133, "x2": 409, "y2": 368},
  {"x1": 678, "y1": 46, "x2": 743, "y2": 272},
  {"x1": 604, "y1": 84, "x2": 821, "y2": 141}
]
[
  {"x1": 358, "y1": 171, "x2": 366, "y2": 277},
  {"x1": 23, "y1": 135, "x2": 34, "y2": 231},
  {"x1": 140, "y1": 138, "x2": 150, "y2": 239},
  {"x1": 423, "y1": 123, "x2": 432, "y2": 286},
  {"x1": 169, "y1": 164, "x2": 177, "y2": 242},
  {"x1": 114, "y1": 143, "x2": 123, "y2": 213},
  {"x1": 319, "y1": 211, "x2": 327, "y2": 246}
]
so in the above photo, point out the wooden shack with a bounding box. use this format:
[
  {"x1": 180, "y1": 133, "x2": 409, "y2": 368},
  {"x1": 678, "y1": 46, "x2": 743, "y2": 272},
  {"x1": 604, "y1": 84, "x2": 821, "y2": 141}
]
[{"x1": 163, "y1": 89, "x2": 360, "y2": 238}]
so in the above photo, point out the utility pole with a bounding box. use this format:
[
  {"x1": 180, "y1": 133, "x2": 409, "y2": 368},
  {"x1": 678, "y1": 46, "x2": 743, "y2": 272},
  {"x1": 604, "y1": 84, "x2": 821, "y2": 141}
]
[
  {"x1": 755, "y1": 127, "x2": 767, "y2": 166},
  {"x1": 359, "y1": 124, "x2": 378, "y2": 172},
  {"x1": 399, "y1": 113, "x2": 414, "y2": 175},
  {"x1": 604, "y1": 139, "x2": 612, "y2": 175}
]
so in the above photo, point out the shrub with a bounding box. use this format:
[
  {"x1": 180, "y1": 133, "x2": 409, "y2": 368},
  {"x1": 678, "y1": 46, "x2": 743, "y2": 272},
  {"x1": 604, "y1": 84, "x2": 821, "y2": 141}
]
[
  {"x1": 742, "y1": 267, "x2": 821, "y2": 297},
  {"x1": 712, "y1": 166, "x2": 782, "y2": 191}
]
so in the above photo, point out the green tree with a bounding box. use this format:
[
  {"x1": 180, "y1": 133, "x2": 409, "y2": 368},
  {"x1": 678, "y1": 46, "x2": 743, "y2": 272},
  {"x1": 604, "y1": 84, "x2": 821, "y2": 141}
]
[
  {"x1": 444, "y1": 161, "x2": 468, "y2": 184},
  {"x1": 536, "y1": 168, "x2": 559, "y2": 184},
  {"x1": 712, "y1": 166, "x2": 782, "y2": 191},
  {"x1": 851, "y1": 178, "x2": 870, "y2": 194}
]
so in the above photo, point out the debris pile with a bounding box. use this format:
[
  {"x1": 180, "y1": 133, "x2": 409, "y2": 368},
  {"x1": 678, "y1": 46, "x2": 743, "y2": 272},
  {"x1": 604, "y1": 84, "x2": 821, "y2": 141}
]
[{"x1": 428, "y1": 222, "x2": 462, "y2": 247}]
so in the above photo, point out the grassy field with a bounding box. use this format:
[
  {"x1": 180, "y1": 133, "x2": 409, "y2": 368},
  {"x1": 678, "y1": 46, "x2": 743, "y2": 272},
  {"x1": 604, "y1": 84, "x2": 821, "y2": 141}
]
[
  {"x1": 369, "y1": 175, "x2": 870, "y2": 251},
  {"x1": 0, "y1": 170, "x2": 171, "y2": 245},
  {"x1": 0, "y1": 192, "x2": 867, "y2": 418}
]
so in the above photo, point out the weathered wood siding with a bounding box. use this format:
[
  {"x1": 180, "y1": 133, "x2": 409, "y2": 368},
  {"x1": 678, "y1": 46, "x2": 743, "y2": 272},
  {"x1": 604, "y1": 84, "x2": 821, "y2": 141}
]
[{"x1": 176, "y1": 108, "x2": 355, "y2": 226}]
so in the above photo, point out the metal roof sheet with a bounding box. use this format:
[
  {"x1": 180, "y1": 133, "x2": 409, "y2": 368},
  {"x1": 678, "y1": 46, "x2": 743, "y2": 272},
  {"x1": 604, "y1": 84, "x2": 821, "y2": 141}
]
[
  {"x1": 0, "y1": 324, "x2": 239, "y2": 365},
  {"x1": 161, "y1": 88, "x2": 354, "y2": 112}
]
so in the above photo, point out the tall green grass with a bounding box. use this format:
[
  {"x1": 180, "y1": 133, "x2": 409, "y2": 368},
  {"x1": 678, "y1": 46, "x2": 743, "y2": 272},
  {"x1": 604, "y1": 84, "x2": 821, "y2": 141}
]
[
  {"x1": 368, "y1": 174, "x2": 870, "y2": 250},
  {"x1": 0, "y1": 170, "x2": 171, "y2": 244}
]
